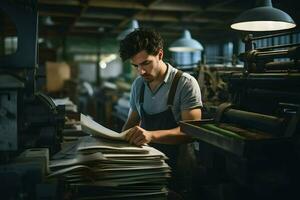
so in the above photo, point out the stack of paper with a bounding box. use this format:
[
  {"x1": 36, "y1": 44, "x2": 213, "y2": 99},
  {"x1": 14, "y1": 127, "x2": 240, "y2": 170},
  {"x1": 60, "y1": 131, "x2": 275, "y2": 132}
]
[
  {"x1": 48, "y1": 114, "x2": 171, "y2": 199},
  {"x1": 53, "y1": 97, "x2": 78, "y2": 112}
]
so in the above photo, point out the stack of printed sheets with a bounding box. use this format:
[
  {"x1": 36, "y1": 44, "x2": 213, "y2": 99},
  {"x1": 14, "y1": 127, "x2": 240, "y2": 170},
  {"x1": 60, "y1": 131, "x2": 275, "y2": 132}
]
[{"x1": 48, "y1": 114, "x2": 171, "y2": 200}]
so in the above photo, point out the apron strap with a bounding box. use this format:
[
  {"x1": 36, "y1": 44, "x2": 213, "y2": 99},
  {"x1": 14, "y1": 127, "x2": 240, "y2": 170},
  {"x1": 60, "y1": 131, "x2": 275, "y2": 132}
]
[
  {"x1": 167, "y1": 70, "x2": 183, "y2": 106},
  {"x1": 139, "y1": 83, "x2": 145, "y2": 104},
  {"x1": 139, "y1": 70, "x2": 183, "y2": 105}
]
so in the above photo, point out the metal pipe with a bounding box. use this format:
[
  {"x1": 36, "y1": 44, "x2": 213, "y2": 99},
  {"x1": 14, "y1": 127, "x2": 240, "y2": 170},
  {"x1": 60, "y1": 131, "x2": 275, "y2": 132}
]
[
  {"x1": 239, "y1": 46, "x2": 300, "y2": 62},
  {"x1": 265, "y1": 60, "x2": 300, "y2": 70},
  {"x1": 250, "y1": 30, "x2": 300, "y2": 41},
  {"x1": 256, "y1": 43, "x2": 300, "y2": 51}
]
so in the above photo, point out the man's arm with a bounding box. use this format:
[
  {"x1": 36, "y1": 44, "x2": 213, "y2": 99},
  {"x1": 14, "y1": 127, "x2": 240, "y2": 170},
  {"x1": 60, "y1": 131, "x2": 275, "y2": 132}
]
[
  {"x1": 125, "y1": 108, "x2": 201, "y2": 146},
  {"x1": 122, "y1": 108, "x2": 140, "y2": 131}
]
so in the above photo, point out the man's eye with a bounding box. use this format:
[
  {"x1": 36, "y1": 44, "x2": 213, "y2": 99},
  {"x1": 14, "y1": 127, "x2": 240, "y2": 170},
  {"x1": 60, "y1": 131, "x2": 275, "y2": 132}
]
[{"x1": 142, "y1": 62, "x2": 151, "y2": 66}]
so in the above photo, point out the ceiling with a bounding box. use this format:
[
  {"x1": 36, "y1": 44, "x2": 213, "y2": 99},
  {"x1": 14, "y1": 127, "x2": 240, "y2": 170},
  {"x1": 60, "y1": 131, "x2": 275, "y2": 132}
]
[{"x1": 2, "y1": 0, "x2": 300, "y2": 43}]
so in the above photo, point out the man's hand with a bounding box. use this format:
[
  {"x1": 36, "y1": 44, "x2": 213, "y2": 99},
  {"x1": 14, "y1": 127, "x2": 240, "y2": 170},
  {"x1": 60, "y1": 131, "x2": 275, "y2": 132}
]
[{"x1": 125, "y1": 126, "x2": 153, "y2": 146}]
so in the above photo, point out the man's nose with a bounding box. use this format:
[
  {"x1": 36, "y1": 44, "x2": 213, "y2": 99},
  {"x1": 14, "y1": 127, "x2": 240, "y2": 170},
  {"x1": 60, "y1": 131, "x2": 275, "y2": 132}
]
[{"x1": 138, "y1": 66, "x2": 146, "y2": 74}]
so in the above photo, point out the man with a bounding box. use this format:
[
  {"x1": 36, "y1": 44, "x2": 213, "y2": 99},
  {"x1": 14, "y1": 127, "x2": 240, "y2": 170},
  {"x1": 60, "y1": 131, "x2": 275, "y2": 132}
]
[{"x1": 119, "y1": 28, "x2": 202, "y2": 192}]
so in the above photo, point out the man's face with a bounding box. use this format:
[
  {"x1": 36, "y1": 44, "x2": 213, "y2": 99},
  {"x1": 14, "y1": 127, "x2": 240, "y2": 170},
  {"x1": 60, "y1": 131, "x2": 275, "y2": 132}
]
[{"x1": 131, "y1": 50, "x2": 163, "y2": 82}]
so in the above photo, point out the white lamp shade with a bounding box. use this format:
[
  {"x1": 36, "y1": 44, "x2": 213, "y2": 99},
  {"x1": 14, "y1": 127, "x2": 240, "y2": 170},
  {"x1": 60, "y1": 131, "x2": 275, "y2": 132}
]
[
  {"x1": 169, "y1": 30, "x2": 203, "y2": 52},
  {"x1": 117, "y1": 20, "x2": 139, "y2": 40},
  {"x1": 231, "y1": 0, "x2": 296, "y2": 31}
]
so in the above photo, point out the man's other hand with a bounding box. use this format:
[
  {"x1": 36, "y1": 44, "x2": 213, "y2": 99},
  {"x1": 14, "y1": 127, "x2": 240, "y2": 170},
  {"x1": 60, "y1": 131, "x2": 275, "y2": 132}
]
[{"x1": 125, "y1": 126, "x2": 153, "y2": 146}]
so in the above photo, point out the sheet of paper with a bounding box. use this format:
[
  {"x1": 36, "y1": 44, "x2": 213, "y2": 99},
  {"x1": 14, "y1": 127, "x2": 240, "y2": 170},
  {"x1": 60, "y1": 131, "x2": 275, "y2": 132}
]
[
  {"x1": 50, "y1": 152, "x2": 106, "y2": 169},
  {"x1": 47, "y1": 165, "x2": 92, "y2": 178},
  {"x1": 80, "y1": 114, "x2": 130, "y2": 140},
  {"x1": 103, "y1": 146, "x2": 167, "y2": 159},
  {"x1": 77, "y1": 136, "x2": 148, "y2": 154}
]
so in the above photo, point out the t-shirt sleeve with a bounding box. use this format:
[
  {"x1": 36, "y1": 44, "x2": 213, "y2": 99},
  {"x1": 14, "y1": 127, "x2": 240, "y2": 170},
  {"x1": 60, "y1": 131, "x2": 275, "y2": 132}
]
[{"x1": 180, "y1": 75, "x2": 203, "y2": 111}]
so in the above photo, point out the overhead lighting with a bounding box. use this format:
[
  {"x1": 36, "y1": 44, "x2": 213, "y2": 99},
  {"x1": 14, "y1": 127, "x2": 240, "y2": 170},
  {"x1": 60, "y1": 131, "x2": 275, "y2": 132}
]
[
  {"x1": 38, "y1": 38, "x2": 45, "y2": 43},
  {"x1": 101, "y1": 54, "x2": 117, "y2": 63},
  {"x1": 169, "y1": 30, "x2": 203, "y2": 52},
  {"x1": 99, "y1": 61, "x2": 107, "y2": 69},
  {"x1": 44, "y1": 16, "x2": 55, "y2": 26},
  {"x1": 117, "y1": 19, "x2": 139, "y2": 40},
  {"x1": 99, "y1": 54, "x2": 118, "y2": 69},
  {"x1": 231, "y1": 0, "x2": 296, "y2": 31},
  {"x1": 98, "y1": 27, "x2": 105, "y2": 33}
]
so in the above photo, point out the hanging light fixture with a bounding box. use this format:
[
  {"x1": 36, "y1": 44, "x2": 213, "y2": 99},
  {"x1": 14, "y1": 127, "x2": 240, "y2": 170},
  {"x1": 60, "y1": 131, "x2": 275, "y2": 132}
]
[
  {"x1": 117, "y1": 19, "x2": 139, "y2": 40},
  {"x1": 44, "y1": 16, "x2": 55, "y2": 26},
  {"x1": 169, "y1": 30, "x2": 203, "y2": 52},
  {"x1": 231, "y1": 0, "x2": 296, "y2": 31}
]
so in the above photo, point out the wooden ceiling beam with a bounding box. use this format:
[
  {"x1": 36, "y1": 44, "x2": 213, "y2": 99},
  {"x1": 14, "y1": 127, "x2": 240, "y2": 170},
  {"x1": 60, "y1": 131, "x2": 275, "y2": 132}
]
[
  {"x1": 135, "y1": 13, "x2": 179, "y2": 22},
  {"x1": 38, "y1": 0, "x2": 80, "y2": 6},
  {"x1": 75, "y1": 21, "x2": 115, "y2": 28},
  {"x1": 207, "y1": 7, "x2": 244, "y2": 13},
  {"x1": 112, "y1": 0, "x2": 164, "y2": 32},
  {"x1": 89, "y1": 0, "x2": 145, "y2": 9},
  {"x1": 32, "y1": 0, "x2": 279, "y2": 42},
  {"x1": 39, "y1": 11, "x2": 77, "y2": 17},
  {"x1": 182, "y1": 0, "x2": 238, "y2": 20},
  {"x1": 149, "y1": 2, "x2": 203, "y2": 12},
  {"x1": 135, "y1": 12, "x2": 223, "y2": 24},
  {"x1": 67, "y1": 0, "x2": 90, "y2": 34},
  {"x1": 82, "y1": 13, "x2": 125, "y2": 20},
  {"x1": 181, "y1": 17, "x2": 223, "y2": 24}
]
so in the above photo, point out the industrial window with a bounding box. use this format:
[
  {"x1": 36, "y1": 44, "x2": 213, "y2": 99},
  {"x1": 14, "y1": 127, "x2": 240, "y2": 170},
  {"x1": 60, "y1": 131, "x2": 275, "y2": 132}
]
[
  {"x1": 256, "y1": 33, "x2": 297, "y2": 47},
  {"x1": 255, "y1": 32, "x2": 300, "y2": 62},
  {"x1": 223, "y1": 42, "x2": 233, "y2": 64},
  {"x1": 74, "y1": 53, "x2": 122, "y2": 82},
  {"x1": 205, "y1": 42, "x2": 234, "y2": 65},
  {"x1": 171, "y1": 51, "x2": 201, "y2": 69},
  {"x1": 205, "y1": 44, "x2": 219, "y2": 64},
  {"x1": 4, "y1": 36, "x2": 18, "y2": 55}
]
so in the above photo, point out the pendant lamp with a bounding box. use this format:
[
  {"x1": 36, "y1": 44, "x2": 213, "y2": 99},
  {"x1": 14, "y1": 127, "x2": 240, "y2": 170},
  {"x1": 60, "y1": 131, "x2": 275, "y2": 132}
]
[
  {"x1": 231, "y1": 0, "x2": 296, "y2": 31},
  {"x1": 169, "y1": 30, "x2": 203, "y2": 52},
  {"x1": 117, "y1": 19, "x2": 139, "y2": 40}
]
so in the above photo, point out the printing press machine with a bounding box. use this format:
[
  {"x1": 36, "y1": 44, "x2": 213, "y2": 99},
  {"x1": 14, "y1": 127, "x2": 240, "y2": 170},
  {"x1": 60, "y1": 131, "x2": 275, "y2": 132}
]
[
  {"x1": 0, "y1": 1, "x2": 64, "y2": 199},
  {"x1": 180, "y1": 32, "x2": 300, "y2": 200}
]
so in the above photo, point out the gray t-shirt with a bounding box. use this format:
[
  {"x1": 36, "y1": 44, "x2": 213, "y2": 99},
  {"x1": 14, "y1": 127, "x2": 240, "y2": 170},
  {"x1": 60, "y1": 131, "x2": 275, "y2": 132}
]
[{"x1": 129, "y1": 63, "x2": 202, "y2": 122}]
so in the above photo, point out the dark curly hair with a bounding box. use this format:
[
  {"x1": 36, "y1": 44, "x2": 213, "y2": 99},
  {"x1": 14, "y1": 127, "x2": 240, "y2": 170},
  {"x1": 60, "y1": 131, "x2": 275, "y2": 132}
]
[{"x1": 119, "y1": 28, "x2": 164, "y2": 61}]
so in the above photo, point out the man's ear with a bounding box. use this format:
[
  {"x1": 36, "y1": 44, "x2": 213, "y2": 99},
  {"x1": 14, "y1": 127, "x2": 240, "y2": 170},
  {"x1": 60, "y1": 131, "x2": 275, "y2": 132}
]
[{"x1": 158, "y1": 49, "x2": 163, "y2": 60}]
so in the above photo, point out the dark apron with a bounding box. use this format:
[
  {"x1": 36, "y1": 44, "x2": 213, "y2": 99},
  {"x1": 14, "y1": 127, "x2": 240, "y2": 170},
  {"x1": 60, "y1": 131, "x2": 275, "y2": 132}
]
[{"x1": 140, "y1": 70, "x2": 183, "y2": 190}]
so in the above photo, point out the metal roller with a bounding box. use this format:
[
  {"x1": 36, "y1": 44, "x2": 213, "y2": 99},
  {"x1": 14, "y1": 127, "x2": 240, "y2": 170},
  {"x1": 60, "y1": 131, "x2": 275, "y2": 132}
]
[{"x1": 222, "y1": 108, "x2": 285, "y2": 135}]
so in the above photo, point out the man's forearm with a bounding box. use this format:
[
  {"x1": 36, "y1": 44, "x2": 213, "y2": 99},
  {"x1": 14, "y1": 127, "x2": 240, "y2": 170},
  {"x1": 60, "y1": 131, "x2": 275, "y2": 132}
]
[
  {"x1": 150, "y1": 127, "x2": 193, "y2": 144},
  {"x1": 122, "y1": 109, "x2": 140, "y2": 132}
]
